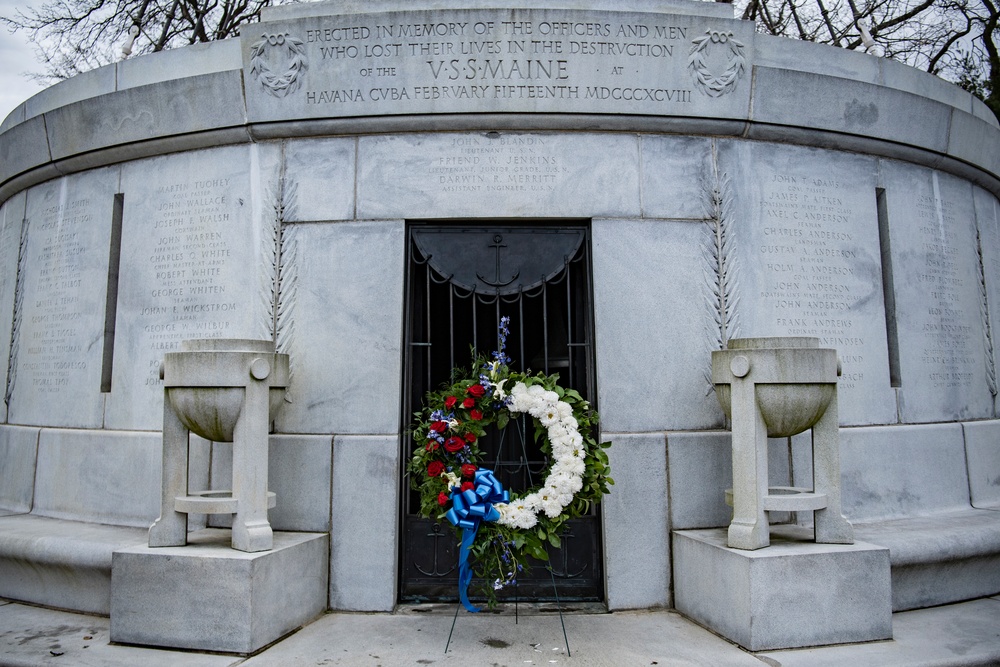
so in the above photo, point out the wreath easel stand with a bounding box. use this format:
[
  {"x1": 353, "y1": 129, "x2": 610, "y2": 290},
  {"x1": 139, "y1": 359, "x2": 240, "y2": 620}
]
[
  {"x1": 444, "y1": 567, "x2": 572, "y2": 656},
  {"x1": 443, "y1": 417, "x2": 571, "y2": 657}
]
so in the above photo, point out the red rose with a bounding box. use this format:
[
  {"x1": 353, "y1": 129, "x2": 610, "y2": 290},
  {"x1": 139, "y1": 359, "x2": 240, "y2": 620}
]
[
  {"x1": 470, "y1": 409, "x2": 483, "y2": 421},
  {"x1": 461, "y1": 464, "x2": 477, "y2": 478},
  {"x1": 461, "y1": 481, "x2": 474, "y2": 492},
  {"x1": 444, "y1": 436, "x2": 466, "y2": 453},
  {"x1": 468, "y1": 384, "x2": 486, "y2": 398},
  {"x1": 438, "y1": 492, "x2": 450, "y2": 506},
  {"x1": 427, "y1": 461, "x2": 444, "y2": 477},
  {"x1": 465, "y1": 433, "x2": 477, "y2": 443},
  {"x1": 430, "y1": 420, "x2": 448, "y2": 434},
  {"x1": 425, "y1": 441, "x2": 438, "y2": 452},
  {"x1": 462, "y1": 397, "x2": 475, "y2": 409},
  {"x1": 444, "y1": 396, "x2": 457, "y2": 409}
]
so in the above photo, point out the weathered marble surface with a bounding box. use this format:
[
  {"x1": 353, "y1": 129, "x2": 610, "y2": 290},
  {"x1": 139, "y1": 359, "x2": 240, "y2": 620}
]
[
  {"x1": 674, "y1": 526, "x2": 892, "y2": 651},
  {"x1": 7, "y1": 169, "x2": 118, "y2": 428},
  {"x1": 0, "y1": 425, "x2": 38, "y2": 513},
  {"x1": 715, "y1": 140, "x2": 897, "y2": 427},
  {"x1": 602, "y1": 432, "x2": 670, "y2": 610},
  {"x1": 106, "y1": 145, "x2": 279, "y2": 430},
  {"x1": 273, "y1": 220, "x2": 405, "y2": 434},
  {"x1": 962, "y1": 420, "x2": 1000, "y2": 510},
  {"x1": 111, "y1": 530, "x2": 328, "y2": 653},
  {"x1": 329, "y1": 435, "x2": 398, "y2": 611},
  {"x1": 666, "y1": 431, "x2": 791, "y2": 531},
  {"x1": 839, "y1": 423, "x2": 970, "y2": 522},
  {"x1": 593, "y1": 218, "x2": 723, "y2": 432},
  {"x1": 32, "y1": 429, "x2": 164, "y2": 527},
  {"x1": 209, "y1": 434, "x2": 333, "y2": 532},
  {"x1": 357, "y1": 132, "x2": 641, "y2": 220},
  {"x1": 880, "y1": 162, "x2": 994, "y2": 423},
  {"x1": 283, "y1": 137, "x2": 356, "y2": 223}
]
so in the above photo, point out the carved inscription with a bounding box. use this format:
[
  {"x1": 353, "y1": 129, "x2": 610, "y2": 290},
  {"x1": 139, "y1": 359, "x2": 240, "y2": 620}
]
[
  {"x1": 244, "y1": 10, "x2": 753, "y2": 119},
  {"x1": 914, "y1": 194, "x2": 976, "y2": 389},
  {"x1": 19, "y1": 198, "x2": 97, "y2": 395},
  {"x1": 304, "y1": 19, "x2": 692, "y2": 102},
  {"x1": 431, "y1": 135, "x2": 567, "y2": 194},
  {"x1": 139, "y1": 178, "x2": 241, "y2": 388},
  {"x1": 757, "y1": 173, "x2": 869, "y2": 390}
]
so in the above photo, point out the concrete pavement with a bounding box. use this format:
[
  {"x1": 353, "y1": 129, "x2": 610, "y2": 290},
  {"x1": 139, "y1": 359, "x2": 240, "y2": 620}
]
[{"x1": 2, "y1": 595, "x2": 999, "y2": 666}]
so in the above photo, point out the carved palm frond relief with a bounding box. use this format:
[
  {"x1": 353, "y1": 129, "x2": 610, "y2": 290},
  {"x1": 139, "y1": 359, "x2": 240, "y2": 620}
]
[
  {"x1": 975, "y1": 223, "x2": 997, "y2": 407},
  {"x1": 5, "y1": 217, "x2": 29, "y2": 408},
  {"x1": 702, "y1": 168, "x2": 741, "y2": 394},
  {"x1": 261, "y1": 175, "x2": 298, "y2": 401}
]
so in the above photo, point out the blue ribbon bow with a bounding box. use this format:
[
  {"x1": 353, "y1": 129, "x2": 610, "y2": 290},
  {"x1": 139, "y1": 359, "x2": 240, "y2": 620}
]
[{"x1": 444, "y1": 468, "x2": 509, "y2": 612}]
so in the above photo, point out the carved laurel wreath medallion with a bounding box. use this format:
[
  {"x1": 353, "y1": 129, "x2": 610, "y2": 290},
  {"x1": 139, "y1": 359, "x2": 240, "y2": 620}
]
[
  {"x1": 249, "y1": 32, "x2": 308, "y2": 98},
  {"x1": 688, "y1": 30, "x2": 747, "y2": 97}
]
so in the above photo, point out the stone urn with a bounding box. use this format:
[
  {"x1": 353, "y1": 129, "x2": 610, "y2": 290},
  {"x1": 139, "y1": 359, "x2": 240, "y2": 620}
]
[
  {"x1": 165, "y1": 339, "x2": 288, "y2": 442},
  {"x1": 712, "y1": 337, "x2": 853, "y2": 550},
  {"x1": 149, "y1": 339, "x2": 290, "y2": 552}
]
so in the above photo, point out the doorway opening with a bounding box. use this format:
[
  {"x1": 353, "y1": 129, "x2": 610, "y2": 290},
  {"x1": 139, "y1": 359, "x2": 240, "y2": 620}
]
[{"x1": 399, "y1": 222, "x2": 604, "y2": 603}]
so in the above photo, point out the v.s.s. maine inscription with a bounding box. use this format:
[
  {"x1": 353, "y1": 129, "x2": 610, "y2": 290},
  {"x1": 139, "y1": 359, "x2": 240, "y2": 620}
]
[{"x1": 243, "y1": 9, "x2": 752, "y2": 120}]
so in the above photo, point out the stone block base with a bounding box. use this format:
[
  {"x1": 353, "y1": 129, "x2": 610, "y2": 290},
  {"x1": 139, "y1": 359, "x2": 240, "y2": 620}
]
[
  {"x1": 110, "y1": 529, "x2": 328, "y2": 654},
  {"x1": 673, "y1": 526, "x2": 892, "y2": 651}
]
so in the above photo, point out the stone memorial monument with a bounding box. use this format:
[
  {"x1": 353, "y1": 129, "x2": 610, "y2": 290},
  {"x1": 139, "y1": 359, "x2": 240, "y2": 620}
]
[{"x1": 0, "y1": 0, "x2": 998, "y2": 656}]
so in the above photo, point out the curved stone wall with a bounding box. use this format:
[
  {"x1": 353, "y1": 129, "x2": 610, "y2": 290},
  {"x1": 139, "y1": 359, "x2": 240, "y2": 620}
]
[{"x1": 2, "y1": 0, "x2": 1000, "y2": 613}]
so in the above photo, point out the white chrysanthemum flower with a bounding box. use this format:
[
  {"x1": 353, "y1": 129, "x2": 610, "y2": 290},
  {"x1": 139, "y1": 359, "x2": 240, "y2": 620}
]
[
  {"x1": 514, "y1": 510, "x2": 538, "y2": 529},
  {"x1": 542, "y1": 390, "x2": 559, "y2": 404},
  {"x1": 555, "y1": 401, "x2": 573, "y2": 419},
  {"x1": 550, "y1": 442, "x2": 573, "y2": 461},
  {"x1": 539, "y1": 407, "x2": 560, "y2": 427},
  {"x1": 499, "y1": 498, "x2": 540, "y2": 529},
  {"x1": 560, "y1": 416, "x2": 579, "y2": 430},
  {"x1": 551, "y1": 457, "x2": 586, "y2": 477},
  {"x1": 548, "y1": 423, "x2": 570, "y2": 441},
  {"x1": 527, "y1": 384, "x2": 545, "y2": 397},
  {"x1": 508, "y1": 382, "x2": 534, "y2": 413},
  {"x1": 539, "y1": 489, "x2": 566, "y2": 518}
]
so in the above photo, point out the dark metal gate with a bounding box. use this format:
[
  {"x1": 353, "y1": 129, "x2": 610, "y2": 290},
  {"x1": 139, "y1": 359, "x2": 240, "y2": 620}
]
[{"x1": 400, "y1": 222, "x2": 603, "y2": 603}]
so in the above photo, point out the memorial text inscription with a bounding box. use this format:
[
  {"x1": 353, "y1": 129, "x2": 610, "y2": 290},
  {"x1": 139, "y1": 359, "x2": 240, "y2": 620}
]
[
  {"x1": 244, "y1": 8, "x2": 752, "y2": 120},
  {"x1": 756, "y1": 172, "x2": 875, "y2": 391}
]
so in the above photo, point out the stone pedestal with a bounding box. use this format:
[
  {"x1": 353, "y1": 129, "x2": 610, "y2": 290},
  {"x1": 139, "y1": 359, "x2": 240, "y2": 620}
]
[
  {"x1": 111, "y1": 529, "x2": 328, "y2": 654},
  {"x1": 673, "y1": 526, "x2": 892, "y2": 651}
]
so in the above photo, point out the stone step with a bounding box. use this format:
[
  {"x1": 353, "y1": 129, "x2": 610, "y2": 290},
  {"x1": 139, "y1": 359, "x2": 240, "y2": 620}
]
[
  {"x1": 852, "y1": 508, "x2": 1000, "y2": 611},
  {"x1": 0, "y1": 514, "x2": 147, "y2": 614}
]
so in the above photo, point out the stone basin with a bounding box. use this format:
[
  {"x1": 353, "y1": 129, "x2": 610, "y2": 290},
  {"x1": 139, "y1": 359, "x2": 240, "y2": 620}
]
[
  {"x1": 162, "y1": 339, "x2": 289, "y2": 443},
  {"x1": 713, "y1": 337, "x2": 839, "y2": 438}
]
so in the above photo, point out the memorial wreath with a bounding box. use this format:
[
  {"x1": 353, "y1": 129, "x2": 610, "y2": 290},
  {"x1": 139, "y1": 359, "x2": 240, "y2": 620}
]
[{"x1": 407, "y1": 317, "x2": 613, "y2": 611}]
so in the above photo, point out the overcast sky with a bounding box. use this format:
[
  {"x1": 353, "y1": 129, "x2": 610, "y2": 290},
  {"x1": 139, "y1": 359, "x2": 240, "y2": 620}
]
[{"x1": 0, "y1": 0, "x2": 49, "y2": 123}]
